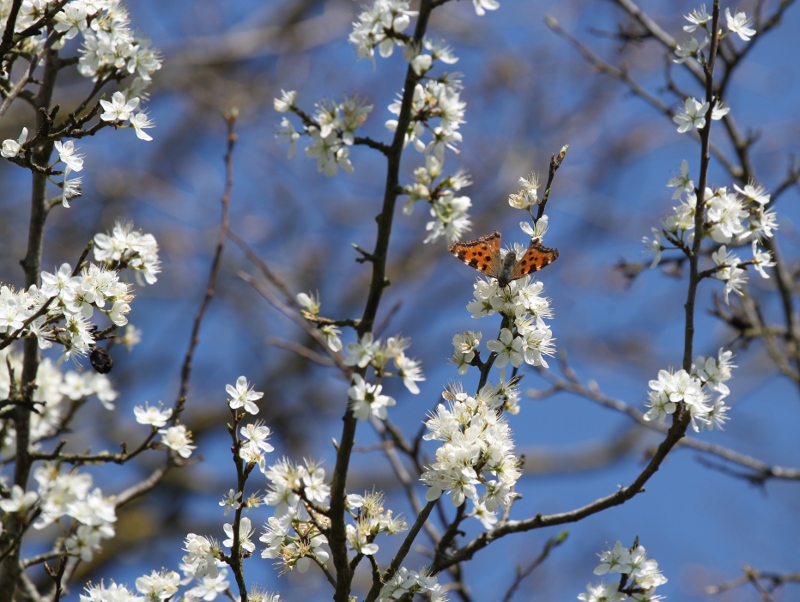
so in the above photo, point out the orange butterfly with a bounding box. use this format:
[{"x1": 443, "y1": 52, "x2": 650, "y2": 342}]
[{"x1": 448, "y1": 230, "x2": 559, "y2": 288}]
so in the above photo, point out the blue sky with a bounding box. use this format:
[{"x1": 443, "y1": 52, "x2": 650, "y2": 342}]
[{"x1": 4, "y1": 1, "x2": 799, "y2": 600}]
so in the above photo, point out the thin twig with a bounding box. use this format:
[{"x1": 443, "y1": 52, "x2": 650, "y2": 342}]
[
  {"x1": 173, "y1": 113, "x2": 237, "y2": 417},
  {"x1": 499, "y1": 532, "x2": 568, "y2": 602},
  {"x1": 707, "y1": 564, "x2": 800, "y2": 596},
  {"x1": 237, "y1": 272, "x2": 351, "y2": 376},
  {"x1": 535, "y1": 368, "x2": 800, "y2": 481}
]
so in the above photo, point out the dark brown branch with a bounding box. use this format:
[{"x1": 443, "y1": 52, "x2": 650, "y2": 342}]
[
  {"x1": 330, "y1": 2, "x2": 436, "y2": 599},
  {"x1": 683, "y1": 1, "x2": 721, "y2": 370},
  {"x1": 0, "y1": 47, "x2": 59, "y2": 602}
]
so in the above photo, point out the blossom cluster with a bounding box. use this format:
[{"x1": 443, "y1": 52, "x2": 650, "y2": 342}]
[
  {"x1": 274, "y1": 0, "x2": 479, "y2": 244},
  {"x1": 671, "y1": 6, "x2": 754, "y2": 133},
  {"x1": 421, "y1": 381, "x2": 521, "y2": 527},
  {"x1": 79, "y1": 534, "x2": 231, "y2": 599},
  {"x1": 0, "y1": 218, "x2": 172, "y2": 575},
  {"x1": 0, "y1": 263, "x2": 119, "y2": 361},
  {"x1": 0, "y1": 385, "x2": 190, "y2": 578},
  {"x1": 384, "y1": 38, "x2": 470, "y2": 243},
  {"x1": 403, "y1": 154, "x2": 473, "y2": 243},
  {"x1": 2, "y1": 133, "x2": 94, "y2": 207},
  {"x1": 643, "y1": 170, "x2": 777, "y2": 303},
  {"x1": 386, "y1": 75, "x2": 465, "y2": 158},
  {"x1": 5, "y1": 0, "x2": 161, "y2": 85},
  {"x1": 81, "y1": 378, "x2": 267, "y2": 599},
  {"x1": 394, "y1": 81, "x2": 474, "y2": 243},
  {"x1": 348, "y1": 0, "x2": 497, "y2": 69},
  {"x1": 579, "y1": 541, "x2": 667, "y2": 602},
  {"x1": 94, "y1": 221, "x2": 162, "y2": 285},
  {"x1": 133, "y1": 399, "x2": 195, "y2": 458},
  {"x1": 378, "y1": 567, "x2": 447, "y2": 602},
  {"x1": 89, "y1": 579, "x2": 174, "y2": 602},
  {"x1": 53, "y1": 0, "x2": 162, "y2": 83},
  {"x1": 183, "y1": 379, "x2": 327, "y2": 583},
  {"x1": 348, "y1": 0, "x2": 418, "y2": 65},
  {"x1": 100, "y1": 91, "x2": 155, "y2": 141},
  {"x1": 0, "y1": 353, "x2": 117, "y2": 454},
  {"x1": 452, "y1": 239, "x2": 556, "y2": 373},
  {"x1": 644, "y1": 348, "x2": 734, "y2": 432},
  {"x1": 0, "y1": 221, "x2": 159, "y2": 364},
  {"x1": 157, "y1": 377, "x2": 413, "y2": 593},
  {"x1": 508, "y1": 172, "x2": 542, "y2": 211},
  {"x1": 476, "y1": 277, "x2": 555, "y2": 371},
  {"x1": 80, "y1": 571, "x2": 254, "y2": 602},
  {"x1": 1, "y1": 2, "x2": 161, "y2": 206},
  {"x1": 0, "y1": 462, "x2": 118, "y2": 564},
  {"x1": 193, "y1": 380, "x2": 331, "y2": 579},
  {"x1": 275, "y1": 90, "x2": 371, "y2": 177},
  {"x1": 297, "y1": 291, "x2": 344, "y2": 352},
  {"x1": 344, "y1": 332, "x2": 425, "y2": 421},
  {"x1": 0, "y1": 358, "x2": 193, "y2": 581},
  {"x1": 259, "y1": 459, "x2": 330, "y2": 575},
  {"x1": 344, "y1": 491, "x2": 408, "y2": 556}
]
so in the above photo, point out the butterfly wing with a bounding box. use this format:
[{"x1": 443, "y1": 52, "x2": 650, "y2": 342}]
[
  {"x1": 448, "y1": 230, "x2": 503, "y2": 278},
  {"x1": 508, "y1": 239, "x2": 559, "y2": 281}
]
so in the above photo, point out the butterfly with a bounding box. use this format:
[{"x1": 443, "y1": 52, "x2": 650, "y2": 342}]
[{"x1": 448, "y1": 230, "x2": 559, "y2": 288}]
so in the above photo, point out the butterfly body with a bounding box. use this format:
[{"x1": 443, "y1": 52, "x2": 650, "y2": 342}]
[
  {"x1": 449, "y1": 230, "x2": 558, "y2": 287},
  {"x1": 498, "y1": 249, "x2": 520, "y2": 288}
]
